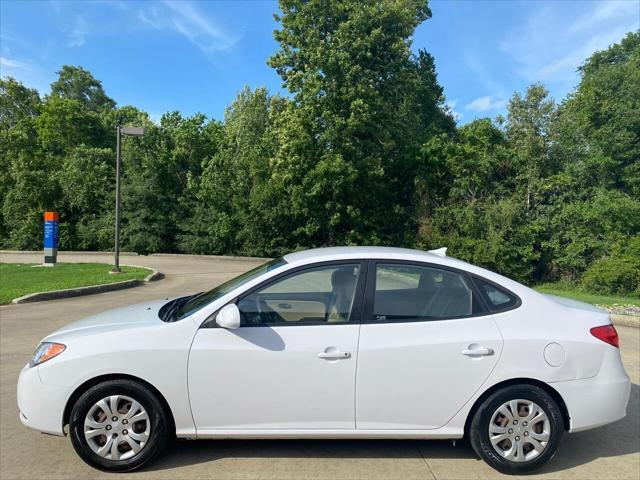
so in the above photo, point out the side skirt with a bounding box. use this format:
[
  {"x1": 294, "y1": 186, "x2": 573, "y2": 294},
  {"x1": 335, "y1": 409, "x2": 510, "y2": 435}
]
[{"x1": 186, "y1": 428, "x2": 464, "y2": 440}]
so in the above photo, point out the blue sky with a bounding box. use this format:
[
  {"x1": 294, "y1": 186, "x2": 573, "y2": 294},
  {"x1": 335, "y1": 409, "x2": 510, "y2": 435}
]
[{"x1": 1, "y1": 0, "x2": 638, "y2": 124}]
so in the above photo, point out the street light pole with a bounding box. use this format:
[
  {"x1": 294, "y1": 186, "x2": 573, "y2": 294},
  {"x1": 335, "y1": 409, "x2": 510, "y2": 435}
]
[
  {"x1": 112, "y1": 125, "x2": 122, "y2": 273},
  {"x1": 111, "y1": 125, "x2": 146, "y2": 274}
]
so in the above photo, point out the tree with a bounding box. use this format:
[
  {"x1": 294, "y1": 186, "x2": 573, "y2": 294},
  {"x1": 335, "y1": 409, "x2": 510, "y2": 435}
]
[
  {"x1": 0, "y1": 77, "x2": 40, "y2": 129},
  {"x1": 35, "y1": 96, "x2": 107, "y2": 154},
  {"x1": 50, "y1": 65, "x2": 116, "y2": 111},
  {"x1": 267, "y1": 0, "x2": 453, "y2": 247},
  {"x1": 556, "y1": 31, "x2": 640, "y2": 197},
  {"x1": 0, "y1": 78, "x2": 42, "y2": 243},
  {"x1": 415, "y1": 118, "x2": 538, "y2": 282},
  {"x1": 119, "y1": 111, "x2": 221, "y2": 253},
  {"x1": 58, "y1": 146, "x2": 115, "y2": 250},
  {"x1": 506, "y1": 84, "x2": 557, "y2": 210},
  {"x1": 179, "y1": 87, "x2": 279, "y2": 255},
  {"x1": 540, "y1": 32, "x2": 640, "y2": 282}
]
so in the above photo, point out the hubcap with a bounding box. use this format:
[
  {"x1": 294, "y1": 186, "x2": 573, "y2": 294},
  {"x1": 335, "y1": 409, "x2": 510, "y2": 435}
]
[
  {"x1": 83, "y1": 395, "x2": 150, "y2": 461},
  {"x1": 488, "y1": 399, "x2": 551, "y2": 463}
]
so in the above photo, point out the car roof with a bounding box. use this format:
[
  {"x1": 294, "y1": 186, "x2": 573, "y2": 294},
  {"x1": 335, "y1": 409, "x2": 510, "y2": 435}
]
[
  {"x1": 282, "y1": 246, "x2": 528, "y2": 294},
  {"x1": 283, "y1": 246, "x2": 459, "y2": 267}
]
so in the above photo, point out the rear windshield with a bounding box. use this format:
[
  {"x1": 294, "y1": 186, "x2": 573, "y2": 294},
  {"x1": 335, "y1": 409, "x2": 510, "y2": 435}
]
[{"x1": 174, "y1": 258, "x2": 287, "y2": 320}]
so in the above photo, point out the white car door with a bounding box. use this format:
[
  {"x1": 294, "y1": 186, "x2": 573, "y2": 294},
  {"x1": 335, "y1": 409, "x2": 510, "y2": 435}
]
[
  {"x1": 356, "y1": 261, "x2": 506, "y2": 430},
  {"x1": 189, "y1": 261, "x2": 366, "y2": 431}
]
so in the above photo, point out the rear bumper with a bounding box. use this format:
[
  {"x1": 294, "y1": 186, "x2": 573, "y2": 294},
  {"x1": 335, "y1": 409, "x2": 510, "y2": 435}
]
[
  {"x1": 552, "y1": 346, "x2": 631, "y2": 433},
  {"x1": 17, "y1": 364, "x2": 69, "y2": 436}
]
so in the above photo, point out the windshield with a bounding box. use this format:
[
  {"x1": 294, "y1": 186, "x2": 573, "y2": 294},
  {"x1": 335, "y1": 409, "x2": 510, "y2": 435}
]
[{"x1": 173, "y1": 257, "x2": 287, "y2": 320}]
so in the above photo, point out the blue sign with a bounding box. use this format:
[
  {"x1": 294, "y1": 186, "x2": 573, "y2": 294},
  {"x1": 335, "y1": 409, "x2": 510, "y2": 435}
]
[
  {"x1": 44, "y1": 212, "x2": 59, "y2": 265},
  {"x1": 44, "y1": 220, "x2": 59, "y2": 248}
]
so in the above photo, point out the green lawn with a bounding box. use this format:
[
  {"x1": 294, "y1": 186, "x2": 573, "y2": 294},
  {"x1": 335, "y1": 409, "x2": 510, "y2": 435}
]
[
  {"x1": 534, "y1": 284, "x2": 640, "y2": 308},
  {"x1": 0, "y1": 263, "x2": 151, "y2": 304}
]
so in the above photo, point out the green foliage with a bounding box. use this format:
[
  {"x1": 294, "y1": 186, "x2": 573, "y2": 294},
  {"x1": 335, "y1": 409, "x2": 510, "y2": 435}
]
[
  {"x1": 50, "y1": 65, "x2": 116, "y2": 111},
  {"x1": 35, "y1": 96, "x2": 108, "y2": 153},
  {"x1": 58, "y1": 146, "x2": 115, "y2": 250},
  {"x1": 0, "y1": 9, "x2": 637, "y2": 296},
  {"x1": 267, "y1": 0, "x2": 453, "y2": 247},
  {"x1": 0, "y1": 77, "x2": 40, "y2": 128},
  {"x1": 506, "y1": 83, "x2": 558, "y2": 210},
  {"x1": 119, "y1": 111, "x2": 221, "y2": 254},
  {"x1": 555, "y1": 32, "x2": 640, "y2": 197},
  {"x1": 582, "y1": 256, "x2": 640, "y2": 296},
  {"x1": 418, "y1": 197, "x2": 542, "y2": 283}
]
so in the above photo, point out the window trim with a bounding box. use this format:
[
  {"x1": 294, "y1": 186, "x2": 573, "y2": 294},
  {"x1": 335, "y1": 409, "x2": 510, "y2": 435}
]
[
  {"x1": 362, "y1": 259, "x2": 491, "y2": 324},
  {"x1": 203, "y1": 260, "x2": 368, "y2": 328},
  {"x1": 470, "y1": 274, "x2": 522, "y2": 314}
]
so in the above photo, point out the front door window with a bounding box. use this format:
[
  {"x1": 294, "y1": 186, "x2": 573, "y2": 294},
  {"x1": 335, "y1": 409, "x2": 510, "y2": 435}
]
[{"x1": 237, "y1": 264, "x2": 361, "y2": 326}]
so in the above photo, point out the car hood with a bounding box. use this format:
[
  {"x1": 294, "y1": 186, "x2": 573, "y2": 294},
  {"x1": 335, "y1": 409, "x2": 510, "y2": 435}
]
[
  {"x1": 43, "y1": 297, "x2": 176, "y2": 342},
  {"x1": 542, "y1": 294, "x2": 608, "y2": 314}
]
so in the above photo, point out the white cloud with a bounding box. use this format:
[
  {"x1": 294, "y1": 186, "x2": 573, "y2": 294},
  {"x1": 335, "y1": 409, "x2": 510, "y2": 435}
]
[
  {"x1": 567, "y1": 0, "x2": 639, "y2": 35},
  {"x1": 538, "y1": 24, "x2": 633, "y2": 81},
  {"x1": 0, "y1": 56, "x2": 28, "y2": 69},
  {"x1": 465, "y1": 95, "x2": 507, "y2": 112},
  {"x1": 67, "y1": 16, "x2": 89, "y2": 47},
  {"x1": 501, "y1": 1, "x2": 639, "y2": 88},
  {"x1": 138, "y1": 0, "x2": 239, "y2": 54}
]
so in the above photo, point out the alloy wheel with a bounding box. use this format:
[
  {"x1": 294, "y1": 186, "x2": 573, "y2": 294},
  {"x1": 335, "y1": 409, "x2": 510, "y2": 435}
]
[
  {"x1": 83, "y1": 395, "x2": 150, "y2": 461},
  {"x1": 488, "y1": 399, "x2": 551, "y2": 462}
]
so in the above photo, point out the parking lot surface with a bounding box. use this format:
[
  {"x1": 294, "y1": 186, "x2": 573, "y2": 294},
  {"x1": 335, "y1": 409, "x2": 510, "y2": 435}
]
[{"x1": 1, "y1": 252, "x2": 638, "y2": 479}]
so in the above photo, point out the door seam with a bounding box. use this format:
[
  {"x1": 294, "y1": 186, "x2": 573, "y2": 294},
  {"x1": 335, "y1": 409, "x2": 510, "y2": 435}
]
[{"x1": 353, "y1": 323, "x2": 362, "y2": 429}]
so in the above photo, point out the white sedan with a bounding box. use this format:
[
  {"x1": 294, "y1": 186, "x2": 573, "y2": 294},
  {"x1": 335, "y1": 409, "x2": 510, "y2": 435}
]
[{"x1": 18, "y1": 247, "x2": 630, "y2": 474}]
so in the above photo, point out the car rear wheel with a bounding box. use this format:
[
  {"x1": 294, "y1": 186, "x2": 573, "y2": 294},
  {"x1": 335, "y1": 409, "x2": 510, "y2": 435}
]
[
  {"x1": 469, "y1": 384, "x2": 564, "y2": 475},
  {"x1": 69, "y1": 379, "x2": 169, "y2": 472}
]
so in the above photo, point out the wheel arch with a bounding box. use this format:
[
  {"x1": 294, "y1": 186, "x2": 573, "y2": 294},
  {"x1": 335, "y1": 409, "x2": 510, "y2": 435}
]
[
  {"x1": 463, "y1": 378, "x2": 571, "y2": 437},
  {"x1": 62, "y1": 373, "x2": 176, "y2": 436}
]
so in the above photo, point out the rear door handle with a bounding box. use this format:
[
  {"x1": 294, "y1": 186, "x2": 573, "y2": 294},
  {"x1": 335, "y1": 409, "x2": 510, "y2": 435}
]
[
  {"x1": 461, "y1": 347, "x2": 494, "y2": 356},
  {"x1": 317, "y1": 351, "x2": 351, "y2": 360}
]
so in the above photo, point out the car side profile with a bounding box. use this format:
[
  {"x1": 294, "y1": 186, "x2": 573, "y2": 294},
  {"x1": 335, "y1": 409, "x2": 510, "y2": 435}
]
[{"x1": 17, "y1": 247, "x2": 630, "y2": 474}]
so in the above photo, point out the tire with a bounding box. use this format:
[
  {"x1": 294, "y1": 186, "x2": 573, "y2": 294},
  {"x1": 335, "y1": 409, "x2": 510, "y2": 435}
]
[
  {"x1": 69, "y1": 379, "x2": 170, "y2": 472},
  {"x1": 469, "y1": 384, "x2": 564, "y2": 475}
]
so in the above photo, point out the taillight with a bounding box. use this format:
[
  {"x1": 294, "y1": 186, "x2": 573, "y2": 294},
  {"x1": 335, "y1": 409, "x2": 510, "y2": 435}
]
[{"x1": 590, "y1": 325, "x2": 619, "y2": 348}]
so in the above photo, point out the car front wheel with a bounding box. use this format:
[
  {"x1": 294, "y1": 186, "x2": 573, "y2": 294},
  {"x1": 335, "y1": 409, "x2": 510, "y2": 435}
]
[
  {"x1": 69, "y1": 379, "x2": 169, "y2": 472},
  {"x1": 469, "y1": 384, "x2": 564, "y2": 475}
]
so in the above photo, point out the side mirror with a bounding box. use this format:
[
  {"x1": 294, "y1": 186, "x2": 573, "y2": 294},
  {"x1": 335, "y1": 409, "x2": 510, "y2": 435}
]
[{"x1": 216, "y1": 304, "x2": 241, "y2": 329}]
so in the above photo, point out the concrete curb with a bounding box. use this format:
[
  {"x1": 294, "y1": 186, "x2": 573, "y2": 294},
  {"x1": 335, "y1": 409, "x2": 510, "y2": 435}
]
[
  {"x1": 10, "y1": 266, "x2": 163, "y2": 304},
  {"x1": 12, "y1": 279, "x2": 140, "y2": 304},
  {"x1": 611, "y1": 314, "x2": 640, "y2": 329},
  {"x1": 125, "y1": 265, "x2": 164, "y2": 282},
  {"x1": 150, "y1": 253, "x2": 272, "y2": 262}
]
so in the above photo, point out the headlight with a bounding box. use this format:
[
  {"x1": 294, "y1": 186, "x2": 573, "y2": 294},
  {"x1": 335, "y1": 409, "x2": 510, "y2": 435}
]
[{"x1": 31, "y1": 342, "x2": 66, "y2": 367}]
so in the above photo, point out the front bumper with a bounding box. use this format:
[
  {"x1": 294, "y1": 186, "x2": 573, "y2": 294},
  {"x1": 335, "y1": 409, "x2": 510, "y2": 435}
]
[
  {"x1": 17, "y1": 364, "x2": 70, "y2": 436},
  {"x1": 552, "y1": 346, "x2": 631, "y2": 433}
]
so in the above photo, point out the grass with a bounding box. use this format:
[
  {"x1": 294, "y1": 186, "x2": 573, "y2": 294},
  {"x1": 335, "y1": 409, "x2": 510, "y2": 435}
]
[
  {"x1": 534, "y1": 284, "x2": 640, "y2": 308},
  {"x1": 0, "y1": 263, "x2": 151, "y2": 305}
]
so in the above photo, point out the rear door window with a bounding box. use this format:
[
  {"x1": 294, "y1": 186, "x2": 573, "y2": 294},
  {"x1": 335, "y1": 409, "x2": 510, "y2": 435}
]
[{"x1": 369, "y1": 263, "x2": 486, "y2": 323}]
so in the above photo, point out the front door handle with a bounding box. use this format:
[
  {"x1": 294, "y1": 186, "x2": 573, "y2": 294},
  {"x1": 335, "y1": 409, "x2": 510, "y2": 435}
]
[
  {"x1": 461, "y1": 346, "x2": 494, "y2": 356},
  {"x1": 317, "y1": 350, "x2": 351, "y2": 360}
]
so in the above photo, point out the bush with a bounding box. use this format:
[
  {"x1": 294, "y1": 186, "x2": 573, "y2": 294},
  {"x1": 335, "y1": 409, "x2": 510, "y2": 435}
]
[{"x1": 581, "y1": 256, "x2": 640, "y2": 296}]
